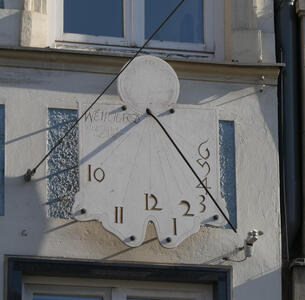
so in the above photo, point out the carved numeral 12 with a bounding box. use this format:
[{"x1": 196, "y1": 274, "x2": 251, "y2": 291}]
[{"x1": 145, "y1": 193, "x2": 162, "y2": 211}]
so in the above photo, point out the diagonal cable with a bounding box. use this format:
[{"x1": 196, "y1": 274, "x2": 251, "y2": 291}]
[
  {"x1": 24, "y1": 0, "x2": 185, "y2": 182},
  {"x1": 146, "y1": 109, "x2": 237, "y2": 233}
]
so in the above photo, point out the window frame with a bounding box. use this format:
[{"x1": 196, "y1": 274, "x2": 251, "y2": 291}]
[
  {"x1": 23, "y1": 277, "x2": 213, "y2": 300},
  {"x1": 53, "y1": 0, "x2": 224, "y2": 59},
  {"x1": 6, "y1": 256, "x2": 232, "y2": 300}
]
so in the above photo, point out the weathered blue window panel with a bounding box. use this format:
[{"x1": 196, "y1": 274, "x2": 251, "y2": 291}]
[
  {"x1": 64, "y1": 0, "x2": 123, "y2": 37},
  {"x1": 145, "y1": 0, "x2": 203, "y2": 43},
  {"x1": 0, "y1": 106, "x2": 4, "y2": 216},
  {"x1": 47, "y1": 109, "x2": 78, "y2": 219},
  {"x1": 219, "y1": 120, "x2": 237, "y2": 228},
  {"x1": 0, "y1": 0, "x2": 4, "y2": 9}
]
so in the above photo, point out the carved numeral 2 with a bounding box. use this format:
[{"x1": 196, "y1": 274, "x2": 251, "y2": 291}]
[
  {"x1": 179, "y1": 200, "x2": 194, "y2": 216},
  {"x1": 145, "y1": 193, "x2": 162, "y2": 211},
  {"x1": 88, "y1": 165, "x2": 105, "y2": 183},
  {"x1": 115, "y1": 206, "x2": 123, "y2": 224}
]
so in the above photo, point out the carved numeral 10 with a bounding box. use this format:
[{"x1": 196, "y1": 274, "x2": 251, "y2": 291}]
[{"x1": 88, "y1": 165, "x2": 105, "y2": 183}]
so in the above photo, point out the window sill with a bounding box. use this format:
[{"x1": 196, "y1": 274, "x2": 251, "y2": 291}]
[{"x1": 55, "y1": 40, "x2": 214, "y2": 62}]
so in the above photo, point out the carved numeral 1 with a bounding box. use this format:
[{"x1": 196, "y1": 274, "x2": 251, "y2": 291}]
[
  {"x1": 173, "y1": 218, "x2": 177, "y2": 235},
  {"x1": 115, "y1": 206, "x2": 123, "y2": 224}
]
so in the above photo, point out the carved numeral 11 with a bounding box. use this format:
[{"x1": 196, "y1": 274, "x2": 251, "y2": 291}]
[{"x1": 115, "y1": 206, "x2": 123, "y2": 224}]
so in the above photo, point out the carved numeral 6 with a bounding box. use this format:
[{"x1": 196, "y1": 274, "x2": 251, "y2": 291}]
[
  {"x1": 198, "y1": 140, "x2": 210, "y2": 160},
  {"x1": 88, "y1": 164, "x2": 105, "y2": 183}
]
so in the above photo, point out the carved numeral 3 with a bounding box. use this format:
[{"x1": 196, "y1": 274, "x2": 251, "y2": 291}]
[{"x1": 199, "y1": 195, "x2": 206, "y2": 213}]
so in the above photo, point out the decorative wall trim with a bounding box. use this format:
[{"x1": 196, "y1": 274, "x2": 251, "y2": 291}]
[{"x1": 0, "y1": 47, "x2": 282, "y2": 86}]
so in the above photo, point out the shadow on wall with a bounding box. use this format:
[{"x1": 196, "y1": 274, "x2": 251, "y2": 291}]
[
  {"x1": 178, "y1": 80, "x2": 278, "y2": 150},
  {"x1": 3, "y1": 175, "x2": 47, "y2": 255},
  {"x1": 0, "y1": 11, "x2": 21, "y2": 46},
  {"x1": 234, "y1": 268, "x2": 281, "y2": 300},
  {"x1": 0, "y1": 67, "x2": 118, "y2": 95}
]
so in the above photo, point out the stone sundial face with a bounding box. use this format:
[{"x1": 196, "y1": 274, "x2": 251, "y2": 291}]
[
  {"x1": 72, "y1": 55, "x2": 228, "y2": 248},
  {"x1": 117, "y1": 55, "x2": 180, "y2": 114}
]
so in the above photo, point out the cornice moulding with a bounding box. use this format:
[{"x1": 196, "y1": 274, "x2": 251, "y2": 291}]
[{"x1": 0, "y1": 46, "x2": 282, "y2": 86}]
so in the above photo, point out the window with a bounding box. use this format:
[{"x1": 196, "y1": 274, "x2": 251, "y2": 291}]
[
  {"x1": 55, "y1": 0, "x2": 223, "y2": 57},
  {"x1": 7, "y1": 257, "x2": 232, "y2": 300},
  {"x1": 23, "y1": 279, "x2": 212, "y2": 300}
]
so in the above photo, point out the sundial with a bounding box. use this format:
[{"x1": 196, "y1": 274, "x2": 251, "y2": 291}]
[{"x1": 72, "y1": 55, "x2": 229, "y2": 248}]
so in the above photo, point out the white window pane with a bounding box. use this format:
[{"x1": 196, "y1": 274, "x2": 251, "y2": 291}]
[
  {"x1": 64, "y1": 0, "x2": 123, "y2": 37},
  {"x1": 145, "y1": 0, "x2": 203, "y2": 43},
  {"x1": 33, "y1": 295, "x2": 102, "y2": 300}
]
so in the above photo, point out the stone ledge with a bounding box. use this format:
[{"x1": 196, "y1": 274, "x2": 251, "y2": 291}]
[{"x1": 0, "y1": 46, "x2": 283, "y2": 86}]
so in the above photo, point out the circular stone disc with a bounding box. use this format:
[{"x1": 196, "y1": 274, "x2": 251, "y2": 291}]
[{"x1": 118, "y1": 55, "x2": 180, "y2": 114}]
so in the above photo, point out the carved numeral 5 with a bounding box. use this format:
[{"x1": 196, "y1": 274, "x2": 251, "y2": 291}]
[{"x1": 196, "y1": 159, "x2": 211, "y2": 177}]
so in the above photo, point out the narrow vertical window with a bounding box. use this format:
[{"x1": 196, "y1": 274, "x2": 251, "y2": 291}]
[
  {"x1": 219, "y1": 120, "x2": 237, "y2": 228},
  {"x1": 64, "y1": 0, "x2": 124, "y2": 37},
  {"x1": 0, "y1": 105, "x2": 4, "y2": 216},
  {"x1": 47, "y1": 109, "x2": 79, "y2": 219},
  {"x1": 145, "y1": 0, "x2": 203, "y2": 43},
  {"x1": 0, "y1": 0, "x2": 4, "y2": 9}
]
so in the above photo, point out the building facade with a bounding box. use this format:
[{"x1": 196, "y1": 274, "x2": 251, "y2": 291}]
[{"x1": 0, "y1": 0, "x2": 282, "y2": 299}]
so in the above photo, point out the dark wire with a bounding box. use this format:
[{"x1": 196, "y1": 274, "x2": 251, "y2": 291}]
[
  {"x1": 24, "y1": 0, "x2": 185, "y2": 182},
  {"x1": 146, "y1": 109, "x2": 237, "y2": 233}
]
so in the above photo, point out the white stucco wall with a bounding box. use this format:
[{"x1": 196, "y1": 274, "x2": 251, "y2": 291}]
[{"x1": 0, "y1": 56, "x2": 281, "y2": 299}]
